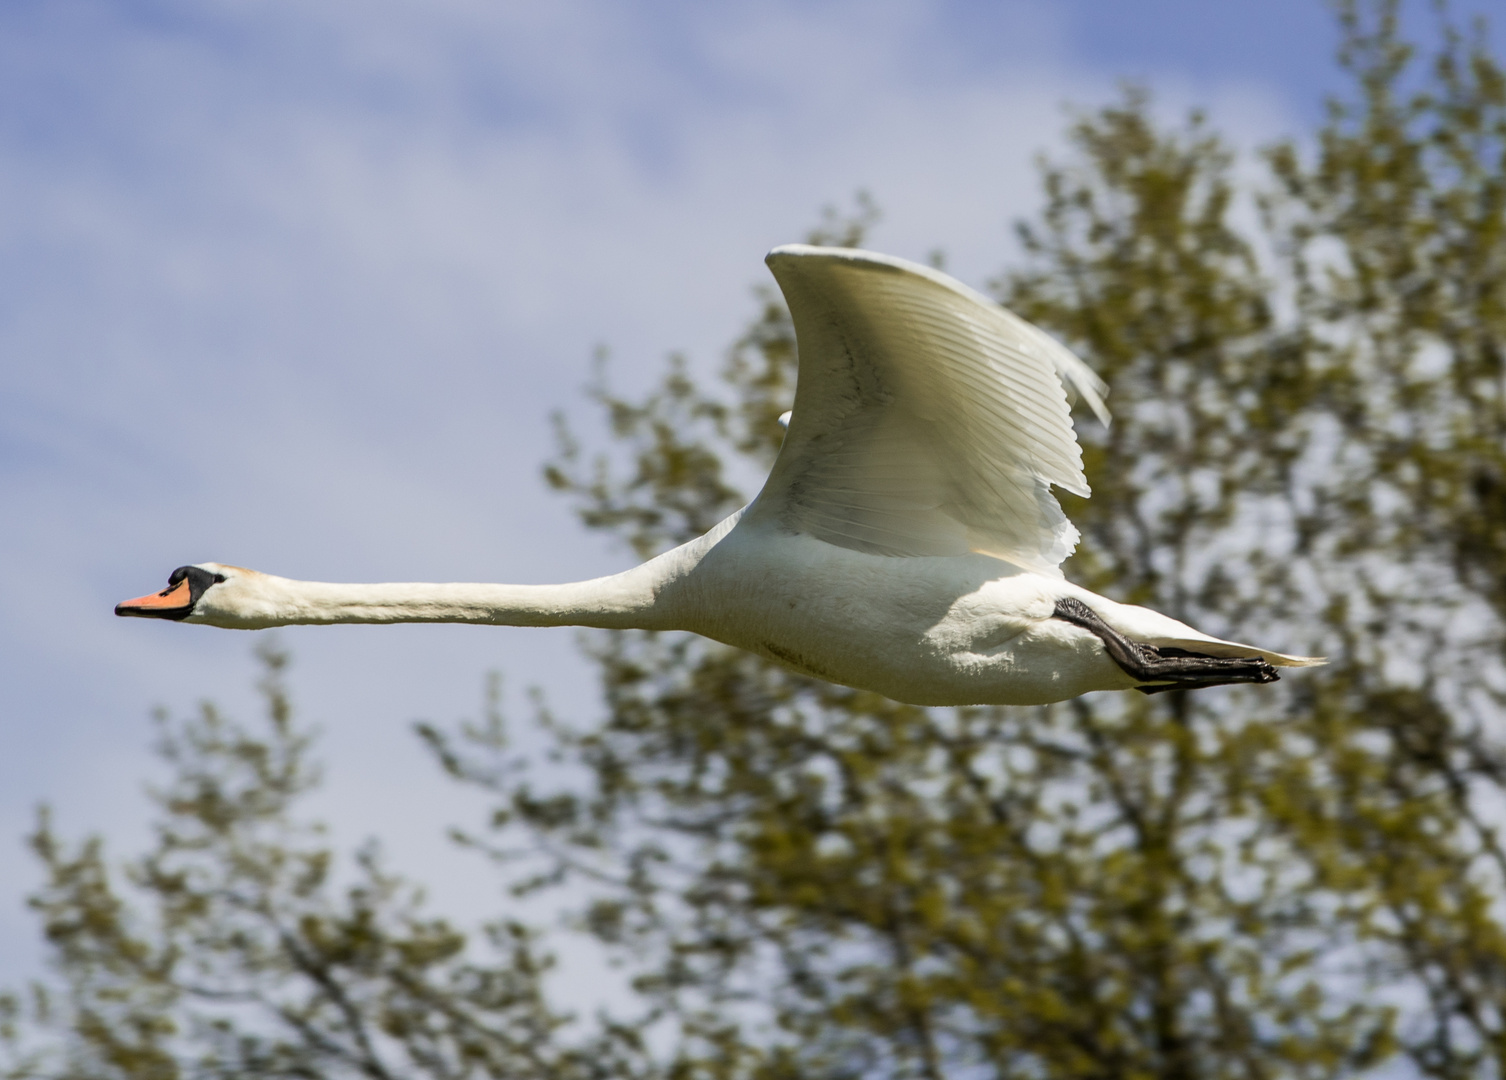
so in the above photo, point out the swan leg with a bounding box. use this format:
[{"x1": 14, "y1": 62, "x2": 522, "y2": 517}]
[{"x1": 1051, "y1": 597, "x2": 1278, "y2": 694}]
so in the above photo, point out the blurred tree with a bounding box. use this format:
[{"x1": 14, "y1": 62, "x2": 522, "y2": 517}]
[
  {"x1": 0, "y1": 648, "x2": 647, "y2": 1080},
  {"x1": 10, "y1": 1, "x2": 1506, "y2": 1077}
]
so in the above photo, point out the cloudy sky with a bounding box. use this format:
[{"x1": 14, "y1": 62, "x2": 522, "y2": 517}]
[{"x1": 0, "y1": 0, "x2": 1479, "y2": 989}]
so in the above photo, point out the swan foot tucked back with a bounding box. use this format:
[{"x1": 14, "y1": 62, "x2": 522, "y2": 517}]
[{"x1": 116, "y1": 246, "x2": 1322, "y2": 706}]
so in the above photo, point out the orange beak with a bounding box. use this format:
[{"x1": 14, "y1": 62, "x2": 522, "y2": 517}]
[{"x1": 115, "y1": 578, "x2": 194, "y2": 619}]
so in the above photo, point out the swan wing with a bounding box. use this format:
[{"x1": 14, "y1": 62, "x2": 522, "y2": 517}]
[{"x1": 749, "y1": 244, "x2": 1107, "y2": 576}]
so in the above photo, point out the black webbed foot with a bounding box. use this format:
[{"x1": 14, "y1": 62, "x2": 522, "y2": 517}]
[{"x1": 1051, "y1": 597, "x2": 1279, "y2": 694}]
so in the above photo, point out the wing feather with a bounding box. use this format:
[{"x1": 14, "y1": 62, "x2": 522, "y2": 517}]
[{"x1": 748, "y1": 245, "x2": 1106, "y2": 575}]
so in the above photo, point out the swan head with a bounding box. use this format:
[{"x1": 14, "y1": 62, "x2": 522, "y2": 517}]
[{"x1": 115, "y1": 563, "x2": 279, "y2": 628}]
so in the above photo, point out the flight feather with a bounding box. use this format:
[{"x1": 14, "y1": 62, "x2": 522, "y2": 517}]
[{"x1": 750, "y1": 245, "x2": 1107, "y2": 576}]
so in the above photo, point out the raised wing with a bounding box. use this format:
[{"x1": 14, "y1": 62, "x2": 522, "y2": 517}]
[{"x1": 746, "y1": 245, "x2": 1107, "y2": 576}]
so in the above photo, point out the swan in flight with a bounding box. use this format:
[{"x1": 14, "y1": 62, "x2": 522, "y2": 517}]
[{"x1": 117, "y1": 245, "x2": 1320, "y2": 705}]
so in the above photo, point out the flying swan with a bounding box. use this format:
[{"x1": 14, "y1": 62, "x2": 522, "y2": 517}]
[{"x1": 117, "y1": 245, "x2": 1321, "y2": 705}]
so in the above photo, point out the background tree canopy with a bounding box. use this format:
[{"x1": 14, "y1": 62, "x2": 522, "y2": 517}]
[{"x1": 8, "y1": 2, "x2": 1506, "y2": 1077}]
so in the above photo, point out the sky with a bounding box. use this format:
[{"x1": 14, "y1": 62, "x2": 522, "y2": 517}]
[{"x1": 0, "y1": 0, "x2": 1482, "y2": 997}]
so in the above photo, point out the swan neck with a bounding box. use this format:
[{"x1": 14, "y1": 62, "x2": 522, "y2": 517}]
[
  {"x1": 197, "y1": 508, "x2": 747, "y2": 631},
  {"x1": 207, "y1": 572, "x2": 666, "y2": 630}
]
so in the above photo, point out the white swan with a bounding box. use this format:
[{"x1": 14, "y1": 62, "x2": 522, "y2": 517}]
[{"x1": 117, "y1": 245, "x2": 1321, "y2": 705}]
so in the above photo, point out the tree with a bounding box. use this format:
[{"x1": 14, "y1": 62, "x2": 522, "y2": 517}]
[
  {"x1": 2, "y1": 647, "x2": 646, "y2": 1080},
  {"x1": 10, "y1": 2, "x2": 1506, "y2": 1076}
]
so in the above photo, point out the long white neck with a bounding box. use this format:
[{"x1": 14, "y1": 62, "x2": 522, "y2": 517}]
[
  {"x1": 191, "y1": 509, "x2": 745, "y2": 632},
  {"x1": 303, "y1": 578, "x2": 651, "y2": 627},
  {"x1": 193, "y1": 563, "x2": 679, "y2": 631}
]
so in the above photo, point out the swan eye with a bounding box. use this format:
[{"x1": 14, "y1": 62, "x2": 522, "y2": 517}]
[{"x1": 164, "y1": 566, "x2": 221, "y2": 605}]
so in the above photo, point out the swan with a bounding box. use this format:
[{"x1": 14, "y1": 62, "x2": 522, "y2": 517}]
[{"x1": 117, "y1": 245, "x2": 1321, "y2": 705}]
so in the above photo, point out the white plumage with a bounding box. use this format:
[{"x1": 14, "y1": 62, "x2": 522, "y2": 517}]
[
  {"x1": 117, "y1": 245, "x2": 1320, "y2": 705},
  {"x1": 756, "y1": 245, "x2": 1106, "y2": 572}
]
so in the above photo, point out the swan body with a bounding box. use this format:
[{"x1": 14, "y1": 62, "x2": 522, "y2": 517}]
[{"x1": 119, "y1": 245, "x2": 1321, "y2": 705}]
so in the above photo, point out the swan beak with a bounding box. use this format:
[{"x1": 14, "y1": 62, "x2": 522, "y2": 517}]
[{"x1": 115, "y1": 578, "x2": 194, "y2": 619}]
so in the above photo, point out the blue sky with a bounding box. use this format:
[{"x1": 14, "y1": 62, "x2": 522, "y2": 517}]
[{"x1": 0, "y1": 0, "x2": 1480, "y2": 989}]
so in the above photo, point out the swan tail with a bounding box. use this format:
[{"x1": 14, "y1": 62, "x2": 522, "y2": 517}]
[
  {"x1": 1075, "y1": 593, "x2": 1325, "y2": 669},
  {"x1": 1147, "y1": 636, "x2": 1327, "y2": 668}
]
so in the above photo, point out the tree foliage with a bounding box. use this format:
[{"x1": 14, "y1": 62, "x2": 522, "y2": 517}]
[
  {"x1": 1, "y1": 647, "x2": 644, "y2": 1080},
  {"x1": 10, "y1": 3, "x2": 1506, "y2": 1077}
]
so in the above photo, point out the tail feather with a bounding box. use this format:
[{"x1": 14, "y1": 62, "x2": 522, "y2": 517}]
[
  {"x1": 1074, "y1": 592, "x2": 1324, "y2": 669},
  {"x1": 1149, "y1": 636, "x2": 1326, "y2": 669}
]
